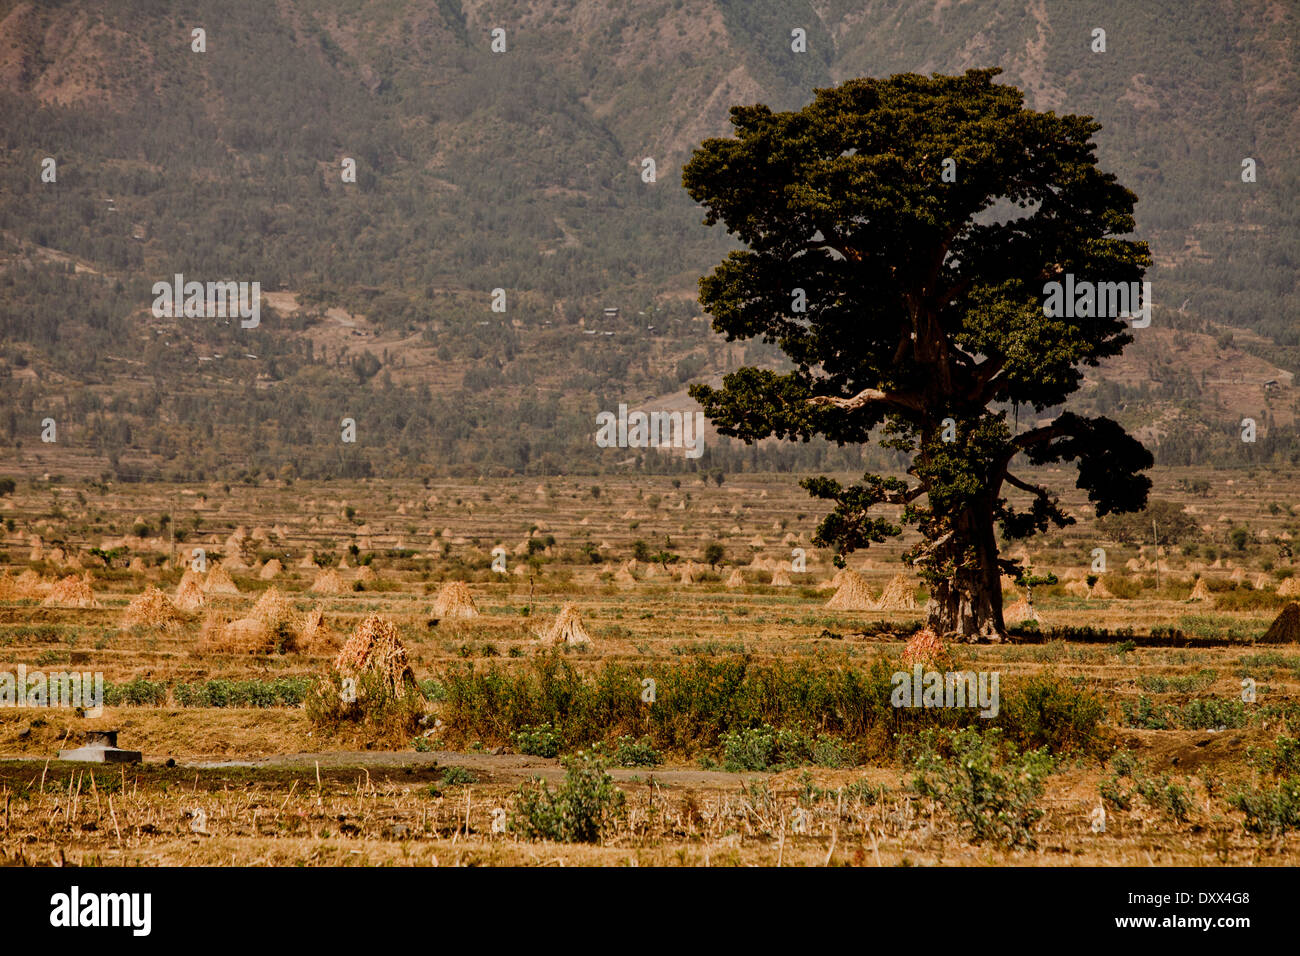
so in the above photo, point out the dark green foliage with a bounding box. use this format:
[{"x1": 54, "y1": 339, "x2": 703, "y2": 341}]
[
  {"x1": 438, "y1": 652, "x2": 1106, "y2": 760},
  {"x1": 909, "y1": 727, "x2": 1054, "y2": 849},
  {"x1": 683, "y1": 69, "x2": 1153, "y2": 637},
  {"x1": 510, "y1": 756, "x2": 626, "y2": 843}
]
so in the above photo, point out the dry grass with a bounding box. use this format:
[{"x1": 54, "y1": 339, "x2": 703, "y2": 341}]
[{"x1": 1, "y1": 469, "x2": 1299, "y2": 865}]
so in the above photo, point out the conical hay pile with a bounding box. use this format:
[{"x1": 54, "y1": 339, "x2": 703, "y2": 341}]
[
  {"x1": 296, "y1": 605, "x2": 339, "y2": 654},
  {"x1": 1278, "y1": 576, "x2": 1300, "y2": 598},
  {"x1": 42, "y1": 574, "x2": 98, "y2": 608},
  {"x1": 770, "y1": 567, "x2": 792, "y2": 587},
  {"x1": 128, "y1": 556, "x2": 147, "y2": 573},
  {"x1": 539, "y1": 603, "x2": 592, "y2": 646},
  {"x1": 642, "y1": 563, "x2": 659, "y2": 579},
  {"x1": 876, "y1": 573, "x2": 919, "y2": 611},
  {"x1": 901, "y1": 628, "x2": 952, "y2": 670},
  {"x1": 613, "y1": 566, "x2": 637, "y2": 586},
  {"x1": 816, "y1": 568, "x2": 845, "y2": 592},
  {"x1": 1064, "y1": 579, "x2": 1091, "y2": 597},
  {"x1": 1003, "y1": 599, "x2": 1042, "y2": 626},
  {"x1": 356, "y1": 565, "x2": 377, "y2": 584},
  {"x1": 826, "y1": 570, "x2": 875, "y2": 611},
  {"x1": 250, "y1": 586, "x2": 300, "y2": 638},
  {"x1": 123, "y1": 587, "x2": 187, "y2": 629},
  {"x1": 334, "y1": 615, "x2": 420, "y2": 698},
  {"x1": 726, "y1": 568, "x2": 746, "y2": 587},
  {"x1": 1230, "y1": 567, "x2": 1247, "y2": 584},
  {"x1": 433, "y1": 581, "x2": 478, "y2": 619},
  {"x1": 679, "y1": 563, "x2": 697, "y2": 585},
  {"x1": 203, "y1": 563, "x2": 241, "y2": 595},
  {"x1": 201, "y1": 615, "x2": 277, "y2": 654},
  {"x1": 1090, "y1": 578, "x2": 1115, "y2": 599},
  {"x1": 175, "y1": 576, "x2": 205, "y2": 611},
  {"x1": 298, "y1": 551, "x2": 318, "y2": 569},
  {"x1": 15, "y1": 569, "x2": 49, "y2": 598},
  {"x1": 259, "y1": 558, "x2": 283, "y2": 580},
  {"x1": 1260, "y1": 603, "x2": 1300, "y2": 644},
  {"x1": 1254, "y1": 573, "x2": 1271, "y2": 591},
  {"x1": 309, "y1": 568, "x2": 347, "y2": 595},
  {"x1": 1189, "y1": 578, "x2": 1214, "y2": 603}
]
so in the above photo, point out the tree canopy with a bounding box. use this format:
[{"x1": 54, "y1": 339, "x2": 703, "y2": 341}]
[{"x1": 684, "y1": 68, "x2": 1155, "y2": 640}]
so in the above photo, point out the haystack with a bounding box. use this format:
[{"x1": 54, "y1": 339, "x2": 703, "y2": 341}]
[
  {"x1": 1189, "y1": 578, "x2": 1214, "y2": 603},
  {"x1": 1003, "y1": 599, "x2": 1042, "y2": 626},
  {"x1": 123, "y1": 587, "x2": 187, "y2": 630},
  {"x1": 539, "y1": 603, "x2": 592, "y2": 646},
  {"x1": 297, "y1": 604, "x2": 339, "y2": 654},
  {"x1": 298, "y1": 551, "x2": 318, "y2": 569},
  {"x1": 1064, "y1": 579, "x2": 1091, "y2": 597},
  {"x1": 128, "y1": 556, "x2": 147, "y2": 573},
  {"x1": 250, "y1": 586, "x2": 300, "y2": 637},
  {"x1": 433, "y1": 581, "x2": 478, "y2": 619},
  {"x1": 15, "y1": 569, "x2": 49, "y2": 598},
  {"x1": 42, "y1": 573, "x2": 98, "y2": 608},
  {"x1": 174, "y1": 566, "x2": 205, "y2": 609},
  {"x1": 825, "y1": 570, "x2": 875, "y2": 611},
  {"x1": 726, "y1": 569, "x2": 746, "y2": 587},
  {"x1": 1278, "y1": 576, "x2": 1300, "y2": 598},
  {"x1": 1253, "y1": 573, "x2": 1271, "y2": 591},
  {"x1": 1260, "y1": 603, "x2": 1300, "y2": 644},
  {"x1": 876, "y1": 573, "x2": 919, "y2": 611},
  {"x1": 203, "y1": 563, "x2": 241, "y2": 595},
  {"x1": 355, "y1": 565, "x2": 377, "y2": 584},
  {"x1": 770, "y1": 567, "x2": 792, "y2": 587},
  {"x1": 613, "y1": 565, "x2": 637, "y2": 586},
  {"x1": 334, "y1": 615, "x2": 420, "y2": 697},
  {"x1": 259, "y1": 558, "x2": 283, "y2": 580},
  {"x1": 1089, "y1": 578, "x2": 1115, "y2": 599},
  {"x1": 200, "y1": 614, "x2": 276, "y2": 654},
  {"x1": 679, "y1": 563, "x2": 697, "y2": 585},
  {"x1": 309, "y1": 568, "x2": 347, "y2": 595},
  {"x1": 901, "y1": 628, "x2": 951, "y2": 670}
]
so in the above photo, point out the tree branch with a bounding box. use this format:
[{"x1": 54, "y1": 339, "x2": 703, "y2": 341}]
[
  {"x1": 807, "y1": 387, "x2": 924, "y2": 413},
  {"x1": 1003, "y1": 472, "x2": 1052, "y2": 500}
]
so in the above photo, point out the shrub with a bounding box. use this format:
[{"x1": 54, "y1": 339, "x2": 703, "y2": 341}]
[
  {"x1": 1230, "y1": 779, "x2": 1300, "y2": 837},
  {"x1": 512, "y1": 722, "x2": 563, "y2": 758},
  {"x1": 510, "y1": 756, "x2": 625, "y2": 843},
  {"x1": 909, "y1": 727, "x2": 1053, "y2": 849},
  {"x1": 592, "y1": 735, "x2": 661, "y2": 767},
  {"x1": 174, "y1": 677, "x2": 310, "y2": 708},
  {"x1": 305, "y1": 669, "x2": 424, "y2": 745},
  {"x1": 440, "y1": 766, "x2": 477, "y2": 787},
  {"x1": 997, "y1": 673, "x2": 1107, "y2": 755},
  {"x1": 103, "y1": 678, "x2": 167, "y2": 707},
  {"x1": 1247, "y1": 735, "x2": 1300, "y2": 778}
]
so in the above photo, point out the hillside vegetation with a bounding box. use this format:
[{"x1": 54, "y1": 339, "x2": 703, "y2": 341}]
[{"x1": 0, "y1": 0, "x2": 1296, "y2": 479}]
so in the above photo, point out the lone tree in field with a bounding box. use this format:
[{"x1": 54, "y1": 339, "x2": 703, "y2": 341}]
[{"x1": 683, "y1": 69, "x2": 1153, "y2": 641}]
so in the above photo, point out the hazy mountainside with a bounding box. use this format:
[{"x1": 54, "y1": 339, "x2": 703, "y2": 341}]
[{"x1": 0, "y1": 0, "x2": 1297, "y2": 481}]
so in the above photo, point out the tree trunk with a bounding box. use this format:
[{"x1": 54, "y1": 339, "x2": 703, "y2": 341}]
[{"x1": 925, "y1": 502, "x2": 1007, "y2": 642}]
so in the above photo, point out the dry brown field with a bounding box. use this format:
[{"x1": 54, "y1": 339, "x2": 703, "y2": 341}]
[{"x1": 1, "y1": 465, "x2": 1298, "y2": 866}]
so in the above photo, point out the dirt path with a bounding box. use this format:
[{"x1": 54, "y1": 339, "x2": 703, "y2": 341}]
[{"x1": 184, "y1": 750, "x2": 762, "y2": 787}]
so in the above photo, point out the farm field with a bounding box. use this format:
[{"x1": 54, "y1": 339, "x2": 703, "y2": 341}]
[{"x1": 1, "y1": 466, "x2": 1299, "y2": 866}]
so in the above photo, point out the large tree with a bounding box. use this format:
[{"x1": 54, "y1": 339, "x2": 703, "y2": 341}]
[{"x1": 683, "y1": 68, "x2": 1153, "y2": 642}]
